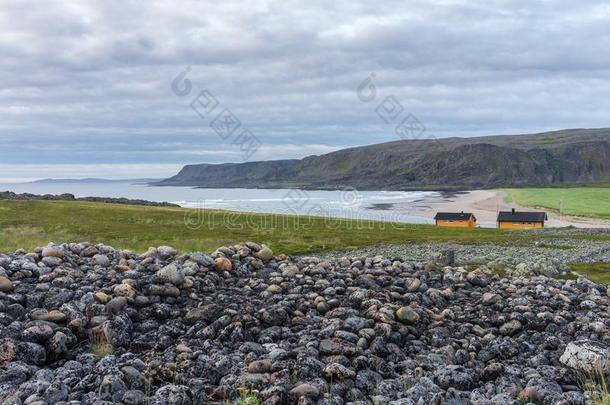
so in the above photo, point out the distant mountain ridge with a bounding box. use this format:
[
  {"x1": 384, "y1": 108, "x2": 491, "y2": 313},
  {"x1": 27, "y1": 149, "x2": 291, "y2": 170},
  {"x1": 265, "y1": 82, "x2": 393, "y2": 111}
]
[
  {"x1": 155, "y1": 128, "x2": 610, "y2": 190},
  {"x1": 33, "y1": 178, "x2": 161, "y2": 184}
]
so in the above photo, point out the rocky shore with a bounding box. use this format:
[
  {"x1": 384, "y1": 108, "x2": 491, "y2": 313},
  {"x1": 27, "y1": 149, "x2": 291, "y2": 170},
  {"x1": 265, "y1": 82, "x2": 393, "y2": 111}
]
[
  {"x1": 0, "y1": 191, "x2": 179, "y2": 207},
  {"x1": 0, "y1": 242, "x2": 609, "y2": 404}
]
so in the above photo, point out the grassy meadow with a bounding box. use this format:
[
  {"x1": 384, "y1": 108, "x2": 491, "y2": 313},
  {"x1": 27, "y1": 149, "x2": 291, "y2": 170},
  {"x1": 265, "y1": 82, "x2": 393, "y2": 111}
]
[
  {"x1": 0, "y1": 200, "x2": 523, "y2": 255},
  {"x1": 569, "y1": 262, "x2": 610, "y2": 285},
  {"x1": 504, "y1": 187, "x2": 610, "y2": 219},
  {"x1": 1, "y1": 199, "x2": 609, "y2": 284}
]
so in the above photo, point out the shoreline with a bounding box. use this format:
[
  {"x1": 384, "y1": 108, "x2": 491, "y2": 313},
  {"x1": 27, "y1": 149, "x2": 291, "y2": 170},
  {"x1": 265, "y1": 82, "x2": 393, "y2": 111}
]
[
  {"x1": 2, "y1": 184, "x2": 609, "y2": 228},
  {"x1": 397, "y1": 189, "x2": 610, "y2": 228}
]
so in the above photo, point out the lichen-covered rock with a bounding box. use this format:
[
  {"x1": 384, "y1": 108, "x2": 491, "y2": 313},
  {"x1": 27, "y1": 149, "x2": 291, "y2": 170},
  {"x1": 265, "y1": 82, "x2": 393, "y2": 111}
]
[
  {"x1": 155, "y1": 263, "x2": 184, "y2": 286},
  {"x1": 560, "y1": 340, "x2": 610, "y2": 374},
  {"x1": 0, "y1": 240, "x2": 608, "y2": 403},
  {"x1": 22, "y1": 324, "x2": 54, "y2": 343},
  {"x1": 434, "y1": 365, "x2": 479, "y2": 390},
  {"x1": 255, "y1": 246, "x2": 273, "y2": 261},
  {"x1": 396, "y1": 306, "x2": 420, "y2": 324},
  {"x1": 113, "y1": 283, "x2": 136, "y2": 299},
  {"x1": 499, "y1": 320, "x2": 522, "y2": 336},
  {"x1": 92, "y1": 254, "x2": 110, "y2": 267}
]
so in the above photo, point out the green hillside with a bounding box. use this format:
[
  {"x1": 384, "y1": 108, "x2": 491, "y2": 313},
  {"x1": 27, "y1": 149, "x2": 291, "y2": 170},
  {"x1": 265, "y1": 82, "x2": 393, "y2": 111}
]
[{"x1": 505, "y1": 187, "x2": 610, "y2": 219}]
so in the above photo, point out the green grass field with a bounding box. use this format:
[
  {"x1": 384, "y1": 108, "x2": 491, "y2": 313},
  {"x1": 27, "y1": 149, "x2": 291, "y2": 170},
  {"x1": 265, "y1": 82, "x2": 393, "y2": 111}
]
[
  {"x1": 0, "y1": 200, "x2": 521, "y2": 255},
  {"x1": 504, "y1": 187, "x2": 610, "y2": 219},
  {"x1": 1, "y1": 200, "x2": 609, "y2": 284},
  {"x1": 569, "y1": 263, "x2": 610, "y2": 285}
]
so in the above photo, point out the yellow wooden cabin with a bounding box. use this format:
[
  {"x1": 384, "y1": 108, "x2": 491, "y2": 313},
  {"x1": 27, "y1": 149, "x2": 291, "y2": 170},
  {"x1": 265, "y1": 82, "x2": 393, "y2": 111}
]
[
  {"x1": 497, "y1": 209, "x2": 547, "y2": 229},
  {"x1": 434, "y1": 211, "x2": 477, "y2": 228}
]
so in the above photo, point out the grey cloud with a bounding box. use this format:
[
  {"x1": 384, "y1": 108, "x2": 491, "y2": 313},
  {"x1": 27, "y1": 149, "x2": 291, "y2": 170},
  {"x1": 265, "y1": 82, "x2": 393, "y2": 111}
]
[{"x1": 1, "y1": 0, "x2": 609, "y2": 178}]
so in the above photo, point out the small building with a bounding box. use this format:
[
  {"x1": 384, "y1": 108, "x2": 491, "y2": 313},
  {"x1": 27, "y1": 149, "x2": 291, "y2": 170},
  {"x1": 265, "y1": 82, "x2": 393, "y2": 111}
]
[
  {"x1": 434, "y1": 211, "x2": 477, "y2": 228},
  {"x1": 497, "y1": 208, "x2": 548, "y2": 229}
]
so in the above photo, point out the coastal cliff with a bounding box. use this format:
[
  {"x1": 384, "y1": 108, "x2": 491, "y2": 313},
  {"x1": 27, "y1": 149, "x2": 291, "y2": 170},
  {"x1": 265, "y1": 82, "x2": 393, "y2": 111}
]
[{"x1": 156, "y1": 128, "x2": 610, "y2": 190}]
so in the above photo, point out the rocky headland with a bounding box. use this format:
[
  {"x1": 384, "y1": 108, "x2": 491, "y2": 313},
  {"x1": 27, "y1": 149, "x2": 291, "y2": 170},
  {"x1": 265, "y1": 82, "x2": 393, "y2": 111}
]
[
  {"x1": 0, "y1": 191, "x2": 179, "y2": 207},
  {"x1": 0, "y1": 241, "x2": 609, "y2": 404},
  {"x1": 155, "y1": 128, "x2": 610, "y2": 190}
]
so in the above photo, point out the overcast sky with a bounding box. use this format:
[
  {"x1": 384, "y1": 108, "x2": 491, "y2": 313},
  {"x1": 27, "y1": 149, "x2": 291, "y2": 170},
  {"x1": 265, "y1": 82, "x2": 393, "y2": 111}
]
[{"x1": 2, "y1": 0, "x2": 610, "y2": 180}]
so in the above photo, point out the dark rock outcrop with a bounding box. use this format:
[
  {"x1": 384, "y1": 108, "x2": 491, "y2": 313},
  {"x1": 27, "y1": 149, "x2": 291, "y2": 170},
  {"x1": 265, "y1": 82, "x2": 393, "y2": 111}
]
[{"x1": 0, "y1": 191, "x2": 178, "y2": 207}]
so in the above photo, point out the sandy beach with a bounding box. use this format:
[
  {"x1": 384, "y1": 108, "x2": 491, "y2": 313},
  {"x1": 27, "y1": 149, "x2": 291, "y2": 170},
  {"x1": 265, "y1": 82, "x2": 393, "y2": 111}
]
[{"x1": 397, "y1": 189, "x2": 610, "y2": 228}]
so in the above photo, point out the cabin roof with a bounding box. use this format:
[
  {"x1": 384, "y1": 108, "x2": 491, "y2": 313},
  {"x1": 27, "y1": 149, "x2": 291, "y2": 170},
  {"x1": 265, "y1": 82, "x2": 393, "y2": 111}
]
[
  {"x1": 497, "y1": 210, "x2": 548, "y2": 222},
  {"x1": 434, "y1": 212, "x2": 476, "y2": 221}
]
